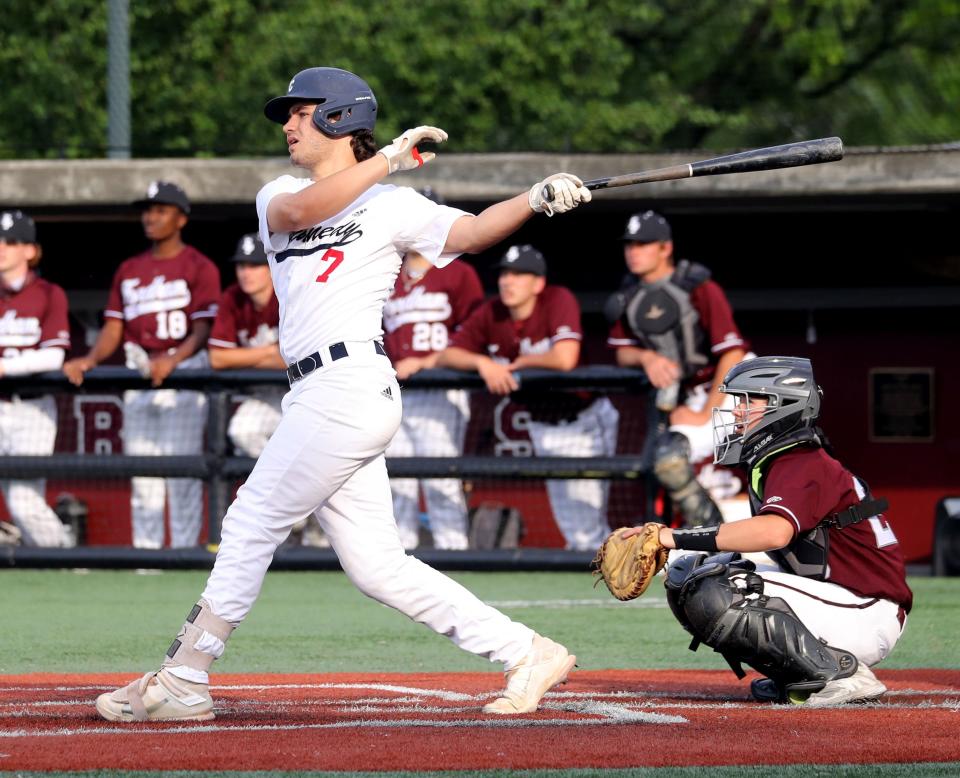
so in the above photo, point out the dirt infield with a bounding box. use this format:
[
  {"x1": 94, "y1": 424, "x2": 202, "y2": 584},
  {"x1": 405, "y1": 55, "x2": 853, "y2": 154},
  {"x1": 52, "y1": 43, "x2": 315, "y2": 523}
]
[{"x1": 2, "y1": 669, "x2": 959, "y2": 771}]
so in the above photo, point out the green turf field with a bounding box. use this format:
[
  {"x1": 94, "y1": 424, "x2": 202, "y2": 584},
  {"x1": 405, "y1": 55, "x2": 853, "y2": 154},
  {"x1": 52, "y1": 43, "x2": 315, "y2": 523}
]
[{"x1": 0, "y1": 569, "x2": 956, "y2": 673}]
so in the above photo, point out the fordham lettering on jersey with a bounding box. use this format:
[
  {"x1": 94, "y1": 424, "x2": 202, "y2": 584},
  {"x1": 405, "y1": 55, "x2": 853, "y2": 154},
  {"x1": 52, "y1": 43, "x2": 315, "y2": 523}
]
[
  {"x1": 0, "y1": 275, "x2": 71, "y2": 356},
  {"x1": 120, "y1": 276, "x2": 191, "y2": 319},
  {"x1": 105, "y1": 247, "x2": 221, "y2": 354},
  {"x1": 383, "y1": 286, "x2": 453, "y2": 332}
]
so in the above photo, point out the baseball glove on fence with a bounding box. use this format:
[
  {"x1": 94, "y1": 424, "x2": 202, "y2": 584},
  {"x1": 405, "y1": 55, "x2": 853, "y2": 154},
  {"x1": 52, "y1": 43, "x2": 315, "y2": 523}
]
[{"x1": 592, "y1": 524, "x2": 669, "y2": 601}]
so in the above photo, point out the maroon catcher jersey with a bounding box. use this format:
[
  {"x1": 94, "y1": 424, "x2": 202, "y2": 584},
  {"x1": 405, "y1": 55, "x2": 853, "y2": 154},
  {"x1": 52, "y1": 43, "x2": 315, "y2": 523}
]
[
  {"x1": 104, "y1": 246, "x2": 220, "y2": 355},
  {"x1": 382, "y1": 261, "x2": 483, "y2": 360},
  {"x1": 759, "y1": 446, "x2": 913, "y2": 611},
  {"x1": 450, "y1": 285, "x2": 582, "y2": 361},
  {"x1": 209, "y1": 284, "x2": 280, "y2": 349},
  {"x1": 607, "y1": 278, "x2": 746, "y2": 386},
  {"x1": 0, "y1": 272, "x2": 71, "y2": 358}
]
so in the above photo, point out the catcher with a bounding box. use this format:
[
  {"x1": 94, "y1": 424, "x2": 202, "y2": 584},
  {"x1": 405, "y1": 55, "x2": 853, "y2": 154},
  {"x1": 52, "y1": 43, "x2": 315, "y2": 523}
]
[{"x1": 594, "y1": 356, "x2": 912, "y2": 707}]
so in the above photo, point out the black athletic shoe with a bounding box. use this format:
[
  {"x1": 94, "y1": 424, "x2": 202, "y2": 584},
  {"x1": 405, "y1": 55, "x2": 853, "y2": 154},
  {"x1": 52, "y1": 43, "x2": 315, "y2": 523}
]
[{"x1": 750, "y1": 677, "x2": 785, "y2": 703}]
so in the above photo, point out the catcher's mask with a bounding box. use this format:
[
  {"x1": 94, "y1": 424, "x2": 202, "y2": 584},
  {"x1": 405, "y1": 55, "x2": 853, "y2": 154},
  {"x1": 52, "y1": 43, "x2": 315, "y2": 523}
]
[
  {"x1": 712, "y1": 356, "x2": 821, "y2": 467},
  {"x1": 264, "y1": 67, "x2": 378, "y2": 137}
]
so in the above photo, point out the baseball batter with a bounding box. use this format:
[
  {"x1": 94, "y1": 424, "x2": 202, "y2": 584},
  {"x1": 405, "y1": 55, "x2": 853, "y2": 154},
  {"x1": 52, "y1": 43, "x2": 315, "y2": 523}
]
[
  {"x1": 96, "y1": 66, "x2": 590, "y2": 722},
  {"x1": 208, "y1": 233, "x2": 284, "y2": 458},
  {"x1": 629, "y1": 356, "x2": 912, "y2": 706},
  {"x1": 383, "y1": 211, "x2": 484, "y2": 549},
  {"x1": 64, "y1": 182, "x2": 221, "y2": 548},
  {"x1": 0, "y1": 210, "x2": 72, "y2": 547},
  {"x1": 439, "y1": 245, "x2": 620, "y2": 551}
]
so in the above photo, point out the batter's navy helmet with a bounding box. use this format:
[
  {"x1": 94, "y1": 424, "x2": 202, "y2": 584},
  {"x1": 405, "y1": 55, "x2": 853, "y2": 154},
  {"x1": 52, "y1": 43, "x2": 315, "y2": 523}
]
[{"x1": 264, "y1": 67, "x2": 377, "y2": 137}]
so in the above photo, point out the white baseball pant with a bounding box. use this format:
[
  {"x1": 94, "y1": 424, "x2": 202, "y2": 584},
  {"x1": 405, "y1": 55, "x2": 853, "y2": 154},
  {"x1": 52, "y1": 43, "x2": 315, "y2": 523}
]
[
  {"x1": 528, "y1": 397, "x2": 620, "y2": 551},
  {"x1": 122, "y1": 351, "x2": 211, "y2": 548},
  {"x1": 386, "y1": 388, "x2": 470, "y2": 550},
  {"x1": 0, "y1": 395, "x2": 70, "y2": 547},
  {"x1": 228, "y1": 390, "x2": 284, "y2": 458},
  {"x1": 200, "y1": 347, "x2": 534, "y2": 675}
]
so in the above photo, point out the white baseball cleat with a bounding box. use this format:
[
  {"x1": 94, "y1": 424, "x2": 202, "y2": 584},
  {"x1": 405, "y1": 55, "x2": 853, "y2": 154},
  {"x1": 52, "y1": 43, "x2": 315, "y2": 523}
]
[
  {"x1": 95, "y1": 668, "x2": 214, "y2": 722},
  {"x1": 802, "y1": 663, "x2": 887, "y2": 708},
  {"x1": 482, "y1": 634, "x2": 576, "y2": 715}
]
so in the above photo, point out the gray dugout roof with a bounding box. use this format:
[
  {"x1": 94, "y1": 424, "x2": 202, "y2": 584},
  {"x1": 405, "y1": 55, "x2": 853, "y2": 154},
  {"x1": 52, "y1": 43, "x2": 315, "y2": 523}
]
[{"x1": 1, "y1": 144, "x2": 959, "y2": 208}]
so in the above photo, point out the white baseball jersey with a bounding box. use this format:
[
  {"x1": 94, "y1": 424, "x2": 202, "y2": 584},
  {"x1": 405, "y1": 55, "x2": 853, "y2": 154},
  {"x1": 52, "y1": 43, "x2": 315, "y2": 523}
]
[{"x1": 255, "y1": 176, "x2": 469, "y2": 363}]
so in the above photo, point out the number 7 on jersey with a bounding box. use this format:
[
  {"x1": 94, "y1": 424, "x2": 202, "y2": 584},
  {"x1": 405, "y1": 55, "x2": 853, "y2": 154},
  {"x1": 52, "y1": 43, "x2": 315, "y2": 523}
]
[{"x1": 316, "y1": 249, "x2": 344, "y2": 283}]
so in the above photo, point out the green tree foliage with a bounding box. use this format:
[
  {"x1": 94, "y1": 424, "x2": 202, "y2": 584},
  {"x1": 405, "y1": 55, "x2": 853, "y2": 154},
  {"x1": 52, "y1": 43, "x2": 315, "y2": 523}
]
[{"x1": 1, "y1": 0, "x2": 958, "y2": 158}]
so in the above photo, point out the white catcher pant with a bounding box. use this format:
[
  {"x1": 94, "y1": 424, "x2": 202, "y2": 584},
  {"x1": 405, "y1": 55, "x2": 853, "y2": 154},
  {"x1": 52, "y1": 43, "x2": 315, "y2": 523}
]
[
  {"x1": 202, "y1": 349, "x2": 534, "y2": 669},
  {"x1": 668, "y1": 550, "x2": 905, "y2": 667},
  {"x1": 0, "y1": 395, "x2": 70, "y2": 547},
  {"x1": 386, "y1": 388, "x2": 469, "y2": 550},
  {"x1": 528, "y1": 397, "x2": 620, "y2": 551}
]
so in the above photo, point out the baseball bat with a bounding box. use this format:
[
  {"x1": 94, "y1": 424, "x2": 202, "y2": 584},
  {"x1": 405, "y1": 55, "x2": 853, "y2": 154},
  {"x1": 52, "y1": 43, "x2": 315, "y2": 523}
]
[{"x1": 541, "y1": 136, "x2": 843, "y2": 201}]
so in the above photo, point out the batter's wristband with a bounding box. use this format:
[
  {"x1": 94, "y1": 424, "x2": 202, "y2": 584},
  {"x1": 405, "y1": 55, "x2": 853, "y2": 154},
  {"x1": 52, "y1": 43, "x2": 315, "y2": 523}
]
[{"x1": 671, "y1": 526, "x2": 720, "y2": 552}]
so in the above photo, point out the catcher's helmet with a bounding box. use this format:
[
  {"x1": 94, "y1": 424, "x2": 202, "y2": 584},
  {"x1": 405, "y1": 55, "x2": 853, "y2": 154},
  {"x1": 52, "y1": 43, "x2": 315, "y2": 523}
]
[
  {"x1": 264, "y1": 67, "x2": 377, "y2": 137},
  {"x1": 712, "y1": 356, "x2": 821, "y2": 466}
]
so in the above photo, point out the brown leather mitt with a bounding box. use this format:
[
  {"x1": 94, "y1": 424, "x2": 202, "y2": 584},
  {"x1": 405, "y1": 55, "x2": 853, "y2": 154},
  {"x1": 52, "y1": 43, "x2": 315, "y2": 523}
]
[{"x1": 592, "y1": 524, "x2": 669, "y2": 601}]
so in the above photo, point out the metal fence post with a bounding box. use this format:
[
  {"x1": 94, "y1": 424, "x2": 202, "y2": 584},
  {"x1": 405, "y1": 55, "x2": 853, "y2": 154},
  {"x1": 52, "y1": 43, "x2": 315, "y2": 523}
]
[{"x1": 205, "y1": 386, "x2": 230, "y2": 546}]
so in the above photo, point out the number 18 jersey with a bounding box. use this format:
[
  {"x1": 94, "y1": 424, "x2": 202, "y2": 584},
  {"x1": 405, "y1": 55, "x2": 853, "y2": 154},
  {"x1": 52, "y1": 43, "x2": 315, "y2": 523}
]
[{"x1": 104, "y1": 246, "x2": 221, "y2": 355}]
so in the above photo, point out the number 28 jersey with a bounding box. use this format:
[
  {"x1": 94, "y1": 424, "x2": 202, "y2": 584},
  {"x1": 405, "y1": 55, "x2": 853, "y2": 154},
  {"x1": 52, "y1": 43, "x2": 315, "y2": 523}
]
[
  {"x1": 382, "y1": 262, "x2": 483, "y2": 361},
  {"x1": 255, "y1": 176, "x2": 469, "y2": 365},
  {"x1": 104, "y1": 246, "x2": 221, "y2": 355}
]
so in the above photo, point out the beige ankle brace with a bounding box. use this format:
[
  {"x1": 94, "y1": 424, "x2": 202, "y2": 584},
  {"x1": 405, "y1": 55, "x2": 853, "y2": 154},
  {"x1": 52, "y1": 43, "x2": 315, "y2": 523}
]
[{"x1": 163, "y1": 599, "x2": 235, "y2": 672}]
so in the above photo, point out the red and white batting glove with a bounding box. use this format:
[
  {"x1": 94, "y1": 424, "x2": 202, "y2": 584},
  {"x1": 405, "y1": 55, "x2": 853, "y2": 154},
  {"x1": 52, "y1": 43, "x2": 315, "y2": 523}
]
[
  {"x1": 528, "y1": 173, "x2": 591, "y2": 217},
  {"x1": 379, "y1": 126, "x2": 448, "y2": 174}
]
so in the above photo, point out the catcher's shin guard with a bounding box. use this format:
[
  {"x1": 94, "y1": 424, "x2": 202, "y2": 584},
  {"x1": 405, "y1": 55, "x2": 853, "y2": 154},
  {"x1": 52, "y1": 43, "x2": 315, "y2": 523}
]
[
  {"x1": 665, "y1": 553, "x2": 858, "y2": 696},
  {"x1": 653, "y1": 432, "x2": 723, "y2": 528},
  {"x1": 163, "y1": 599, "x2": 235, "y2": 673}
]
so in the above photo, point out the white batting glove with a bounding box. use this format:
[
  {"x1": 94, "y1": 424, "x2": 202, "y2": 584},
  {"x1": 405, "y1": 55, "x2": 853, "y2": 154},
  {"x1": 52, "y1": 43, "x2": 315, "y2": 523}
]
[
  {"x1": 528, "y1": 173, "x2": 592, "y2": 217},
  {"x1": 378, "y1": 126, "x2": 448, "y2": 175},
  {"x1": 123, "y1": 342, "x2": 152, "y2": 379}
]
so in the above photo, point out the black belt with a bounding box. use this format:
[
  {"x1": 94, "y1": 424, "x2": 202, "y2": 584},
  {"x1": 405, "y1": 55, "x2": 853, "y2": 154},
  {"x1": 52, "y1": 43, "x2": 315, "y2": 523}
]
[{"x1": 286, "y1": 341, "x2": 387, "y2": 385}]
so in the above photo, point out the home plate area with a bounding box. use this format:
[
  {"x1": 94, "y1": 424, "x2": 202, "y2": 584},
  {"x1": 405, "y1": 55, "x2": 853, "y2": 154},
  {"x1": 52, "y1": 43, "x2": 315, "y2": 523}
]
[{"x1": 2, "y1": 670, "x2": 959, "y2": 771}]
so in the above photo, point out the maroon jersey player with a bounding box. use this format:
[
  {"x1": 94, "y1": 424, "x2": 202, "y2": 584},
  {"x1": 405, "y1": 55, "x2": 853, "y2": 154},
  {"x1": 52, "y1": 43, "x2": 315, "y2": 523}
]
[
  {"x1": 382, "y1": 228, "x2": 484, "y2": 550},
  {"x1": 64, "y1": 181, "x2": 221, "y2": 549},
  {"x1": 631, "y1": 356, "x2": 911, "y2": 707},
  {"x1": 209, "y1": 233, "x2": 284, "y2": 459},
  {"x1": 0, "y1": 209, "x2": 72, "y2": 546},
  {"x1": 607, "y1": 210, "x2": 747, "y2": 529},
  {"x1": 439, "y1": 245, "x2": 619, "y2": 551}
]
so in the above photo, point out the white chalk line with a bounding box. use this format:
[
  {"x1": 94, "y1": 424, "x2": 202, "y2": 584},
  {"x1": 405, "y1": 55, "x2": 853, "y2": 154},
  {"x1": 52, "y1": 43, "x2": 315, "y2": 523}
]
[{"x1": 487, "y1": 598, "x2": 669, "y2": 609}]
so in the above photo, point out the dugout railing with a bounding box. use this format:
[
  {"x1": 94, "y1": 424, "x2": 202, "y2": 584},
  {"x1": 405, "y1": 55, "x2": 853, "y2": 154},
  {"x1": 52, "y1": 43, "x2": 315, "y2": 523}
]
[{"x1": 0, "y1": 366, "x2": 658, "y2": 570}]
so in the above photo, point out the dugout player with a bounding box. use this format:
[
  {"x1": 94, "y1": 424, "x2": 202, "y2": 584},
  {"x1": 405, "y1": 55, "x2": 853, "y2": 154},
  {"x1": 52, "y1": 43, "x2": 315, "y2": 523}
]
[
  {"x1": 629, "y1": 356, "x2": 911, "y2": 706},
  {"x1": 607, "y1": 210, "x2": 746, "y2": 528},
  {"x1": 208, "y1": 233, "x2": 284, "y2": 457},
  {"x1": 96, "y1": 66, "x2": 589, "y2": 722},
  {"x1": 0, "y1": 210, "x2": 72, "y2": 547},
  {"x1": 383, "y1": 189, "x2": 484, "y2": 549},
  {"x1": 63, "y1": 182, "x2": 221, "y2": 549},
  {"x1": 438, "y1": 245, "x2": 620, "y2": 551}
]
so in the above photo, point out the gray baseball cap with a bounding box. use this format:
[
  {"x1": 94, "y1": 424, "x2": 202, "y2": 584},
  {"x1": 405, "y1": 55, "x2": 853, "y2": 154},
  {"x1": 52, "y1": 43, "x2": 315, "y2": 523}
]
[
  {"x1": 497, "y1": 244, "x2": 546, "y2": 276},
  {"x1": 622, "y1": 210, "x2": 671, "y2": 243},
  {"x1": 0, "y1": 210, "x2": 36, "y2": 243},
  {"x1": 230, "y1": 233, "x2": 268, "y2": 265},
  {"x1": 133, "y1": 180, "x2": 191, "y2": 215}
]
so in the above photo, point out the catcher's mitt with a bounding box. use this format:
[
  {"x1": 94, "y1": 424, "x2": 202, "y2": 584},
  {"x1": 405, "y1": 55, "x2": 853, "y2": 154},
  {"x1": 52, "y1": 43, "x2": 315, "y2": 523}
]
[{"x1": 592, "y1": 524, "x2": 669, "y2": 601}]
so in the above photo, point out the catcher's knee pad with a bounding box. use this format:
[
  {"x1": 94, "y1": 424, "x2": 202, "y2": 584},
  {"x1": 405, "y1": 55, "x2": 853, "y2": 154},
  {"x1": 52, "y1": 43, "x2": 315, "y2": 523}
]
[
  {"x1": 653, "y1": 433, "x2": 722, "y2": 528},
  {"x1": 665, "y1": 554, "x2": 857, "y2": 694},
  {"x1": 163, "y1": 599, "x2": 235, "y2": 673}
]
